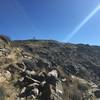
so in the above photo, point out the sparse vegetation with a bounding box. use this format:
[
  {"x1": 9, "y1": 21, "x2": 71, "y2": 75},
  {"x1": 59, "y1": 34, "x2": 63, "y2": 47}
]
[
  {"x1": 0, "y1": 35, "x2": 11, "y2": 47},
  {"x1": 0, "y1": 38, "x2": 100, "y2": 100},
  {"x1": 0, "y1": 87, "x2": 5, "y2": 100},
  {"x1": 77, "y1": 82, "x2": 89, "y2": 92}
]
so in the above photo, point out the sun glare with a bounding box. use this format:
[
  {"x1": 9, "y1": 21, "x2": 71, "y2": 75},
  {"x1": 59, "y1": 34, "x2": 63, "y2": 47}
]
[{"x1": 64, "y1": 4, "x2": 100, "y2": 42}]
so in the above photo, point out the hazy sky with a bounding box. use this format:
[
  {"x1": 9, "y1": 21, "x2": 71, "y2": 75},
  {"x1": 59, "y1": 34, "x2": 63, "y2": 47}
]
[{"x1": 0, "y1": 0, "x2": 100, "y2": 45}]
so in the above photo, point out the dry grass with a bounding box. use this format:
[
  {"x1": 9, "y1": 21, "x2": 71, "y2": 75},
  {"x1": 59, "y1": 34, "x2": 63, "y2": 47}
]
[
  {"x1": 0, "y1": 87, "x2": 5, "y2": 100},
  {"x1": 0, "y1": 35, "x2": 11, "y2": 46}
]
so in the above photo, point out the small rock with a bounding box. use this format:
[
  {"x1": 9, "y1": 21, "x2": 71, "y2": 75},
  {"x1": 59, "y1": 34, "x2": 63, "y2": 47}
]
[
  {"x1": 32, "y1": 88, "x2": 39, "y2": 96},
  {"x1": 21, "y1": 87, "x2": 26, "y2": 94},
  {"x1": 48, "y1": 70, "x2": 58, "y2": 78},
  {"x1": 3, "y1": 70, "x2": 12, "y2": 81},
  {"x1": 26, "y1": 70, "x2": 36, "y2": 75},
  {"x1": 61, "y1": 78, "x2": 66, "y2": 82}
]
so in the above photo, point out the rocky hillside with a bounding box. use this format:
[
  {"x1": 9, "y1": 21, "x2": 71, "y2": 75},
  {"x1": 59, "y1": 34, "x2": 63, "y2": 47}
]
[{"x1": 0, "y1": 36, "x2": 100, "y2": 100}]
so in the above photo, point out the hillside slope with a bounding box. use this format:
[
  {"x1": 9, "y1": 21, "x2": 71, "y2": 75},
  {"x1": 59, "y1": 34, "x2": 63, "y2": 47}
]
[
  {"x1": 13, "y1": 40, "x2": 100, "y2": 82},
  {"x1": 0, "y1": 38, "x2": 100, "y2": 100}
]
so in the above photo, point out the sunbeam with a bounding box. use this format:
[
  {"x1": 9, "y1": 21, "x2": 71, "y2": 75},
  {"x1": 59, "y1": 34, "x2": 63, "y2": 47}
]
[{"x1": 64, "y1": 4, "x2": 100, "y2": 42}]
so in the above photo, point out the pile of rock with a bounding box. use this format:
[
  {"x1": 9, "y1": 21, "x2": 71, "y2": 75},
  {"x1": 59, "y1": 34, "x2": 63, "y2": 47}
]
[
  {"x1": 0, "y1": 58, "x2": 64, "y2": 100},
  {"x1": 14, "y1": 68, "x2": 63, "y2": 100},
  {"x1": 0, "y1": 35, "x2": 64, "y2": 100},
  {"x1": 0, "y1": 57, "x2": 64, "y2": 100}
]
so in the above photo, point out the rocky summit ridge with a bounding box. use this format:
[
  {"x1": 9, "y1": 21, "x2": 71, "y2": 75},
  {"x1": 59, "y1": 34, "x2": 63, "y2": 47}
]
[{"x1": 0, "y1": 35, "x2": 100, "y2": 100}]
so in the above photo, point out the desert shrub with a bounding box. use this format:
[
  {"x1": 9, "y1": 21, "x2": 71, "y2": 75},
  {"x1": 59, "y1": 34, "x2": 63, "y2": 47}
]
[
  {"x1": 0, "y1": 87, "x2": 5, "y2": 100},
  {"x1": 77, "y1": 82, "x2": 89, "y2": 92},
  {"x1": 62, "y1": 82, "x2": 82, "y2": 100},
  {"x1": 0, "y1": 35, "x2": 11, "y2": 47},
  {"x1": 97, "y1": 83, "x2": 100, "y2": 89},
  {"x1": 0, "y1": 35, "x2": 11, "y2": 46}
]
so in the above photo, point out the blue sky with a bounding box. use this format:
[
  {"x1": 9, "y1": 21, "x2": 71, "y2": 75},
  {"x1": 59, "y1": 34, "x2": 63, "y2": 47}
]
[{"x1": 0, "y1": 0, "x2": 100, "y2": 45}]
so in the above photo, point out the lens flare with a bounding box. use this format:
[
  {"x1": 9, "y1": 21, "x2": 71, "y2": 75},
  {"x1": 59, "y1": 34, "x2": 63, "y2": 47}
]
[{"x1": 64, "y1": 5, "x2": 100, "y2": 42}]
